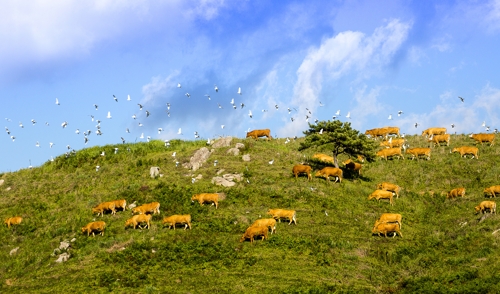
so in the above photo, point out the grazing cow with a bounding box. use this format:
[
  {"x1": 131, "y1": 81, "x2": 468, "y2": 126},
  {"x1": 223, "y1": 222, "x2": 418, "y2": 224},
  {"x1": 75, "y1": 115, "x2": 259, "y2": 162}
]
[
  {"x1": 380, "y1": 138, "x2": 406, "y2": 149},
  {"x1": 368, "y1": 190, "x2": 395, "y2": 206},
  {"x1": 191, "y1": 193, "x2": 219, "y2": 209},
  {"x1": 383, "y1": 126, "x2": 401, "y2": 138},
  {"x1": 240, "y1": 225, "x2": 268, "y2": 243},
  {"x1": 474, "y1": 201, "x2": 497, "y2": 214},
  {"x1": 292, "y1": 164, "x2": 312, "y2": 180},
  {"x1": 422, "y1": 127, "x2": 447, "y2": 138},
  {"x1": 4, "y1": 216, "x2": 22, "y2": 229},
  {"x1": 312, "y1": 153, "x2": 334, "y2": 164},
  {"x1": 469, "y1": 133, "x2": 495, "y2": 146},
  {"x1": 365, "y1": 128, "x2": 387, "y2": 139},
  {"x1": 372, "y1": 223, "x2": 402, "y2": 238},
  {"x1": 162, "y1": 214, "x2": 192, "y2": 230},
  {"x1": 315, "y1": 167, "x2": 343, "y2": 183},
  {"x1": 377, "y1": 182, "x2": 401, "y2": 198},
  {"x1": 92, "y1": 201, "x2": 116, "y2": 217},
  {"x1": 81, "y1": 221, "x2": 106, "y2": 237},
  {"x1": 374, "y1": 213, "x2": 402, "y2": 228},
  {"x1": 342, "y1": 159, "x2": 362, "y2": 175},
  {"x1": 267, "y1": 209, "x2": 297, "y2": 225},
  {"x1": 246, "y1": 129, "x2": 272, "y2": 140},
  {"x1": 376, "y1": 148, "x2": 404, "y2": 160},
  {"x1": 251, "y1": 218, "x2": 277, "y2": 234},
  {"x1": 451, "y1": 146, "x2": 479, "y2": 159},
  {"x1": 125, "y1": 214, "x2": 152, "y2": 229},
  {"x1": 406, "y1": 147, "x2": 431, "y2": 160},
  {"x1": 132, "y1": 202, "x2": 160, "y2": 215},
  {"x1": 113, "y1": 199, "x2": 127, "y2": 212},
  {"x1": 428, "y1": 134, "x2": 450, "y2": 147},
  {"x1": 447, "y1": 187, "x2": 466, "y2": 199},
  {"x1": 483, "y1": 185, "x2": 500, "y2": 198}
]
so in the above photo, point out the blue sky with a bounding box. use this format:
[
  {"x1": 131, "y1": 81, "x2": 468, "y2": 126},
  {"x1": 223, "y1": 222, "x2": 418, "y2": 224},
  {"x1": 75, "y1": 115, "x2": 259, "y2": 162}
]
[{"x1": 2, "y1": 0, "x2": 500, "y2": 172}]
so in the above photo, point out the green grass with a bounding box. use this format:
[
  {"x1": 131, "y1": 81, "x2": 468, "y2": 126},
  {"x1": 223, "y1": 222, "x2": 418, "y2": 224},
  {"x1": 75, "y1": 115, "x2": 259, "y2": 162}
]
[{"x1": 1, "y1": 134, "x2": 500, "y2": 293}]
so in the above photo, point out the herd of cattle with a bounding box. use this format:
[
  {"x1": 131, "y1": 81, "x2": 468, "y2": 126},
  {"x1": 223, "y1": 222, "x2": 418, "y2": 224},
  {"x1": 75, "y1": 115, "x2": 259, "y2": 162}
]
[{"x1": 3, "y1": 127, "x2": 498, "y2": 242}]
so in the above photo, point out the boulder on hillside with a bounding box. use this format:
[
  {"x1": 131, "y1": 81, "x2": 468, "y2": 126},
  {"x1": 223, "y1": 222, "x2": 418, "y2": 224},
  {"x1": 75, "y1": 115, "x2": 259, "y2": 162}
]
[
  {"x1": 242, "y1": 154, "x2": 251, "y2": 162},
  {"x1": 212, "y1": 136, "x2": 233, "y2": 148},
  {"x1": 55, "y1": 252, "x2": 70, "y2": 263},
  {"x1": 235, "y1": 143, "x2": 245, "y2": 149},
  {"x1": 184, "y1": 147, "x2": 212, "y2": 171},
  {"x1": 227, "y1": 148, "x2": 240, "y2": 156},
  {"x1": 0, "y1": 179, "x2": 4, "y2": 186},
  {"x1": 212, "y1": 173, "x2": 244, "y2": 187}
]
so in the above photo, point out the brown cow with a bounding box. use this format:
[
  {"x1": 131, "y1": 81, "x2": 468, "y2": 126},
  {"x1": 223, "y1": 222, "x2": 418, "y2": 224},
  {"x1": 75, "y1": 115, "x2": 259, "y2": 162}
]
[
  {"x1": 342, "y1": 159, "x2": 362, "y2": 175},
  {"x1": 246, "y1": 129, "x2": 272, "y2": 140},
  {"x1": 406, "y1": 147, "x2": 431, "y2": 160},
  {"x1": 483, "y1": 185, "x2": 500, "y2": 198},
  {"x1": 365, "y1": 128, "x2": 386, "y2": 139},
  {"x1": 4, "y1": 216, "x2": 22, "y2": 229},
  {"x1": 250, "y1": 218, "x2": 277, "y2": 234},
  {"x1": 113, "y1": 199, "x2": 127, "y2": 211},
  {"x1": 292, "y1": 164, "x2": 312, "y2": 180},
  {"x1": 81, "y1": 221, "x2": 106, "y2": 237},
  {"x1": 469, "y1": 133, "x2": 495, "y2": 146},
  {"x1": 368, "y1": 190, "x2": 395, "y2": 206},
  {"x1": 132, "y1": 202, "x2": 160, "y2": 215},
  {"x1": 452, "y1": 146, "x2": 479, "y2": 159},
  {"x1": 376, "y1": 148, "x2": 404, "y2": 160},
  {"x1": 374, "y1": 213, "x2": 402, "y2": 228},
  {"x1": 125, "y1": 214, "x2": 152, "y2": 229},
  {"x1": 422, "y1": 127, "x2": 447, "y2": 137},
  {"x1": 162, "y1": 214, "x2": 192, "y2": 230},
  {"x1": 428, "y1": 134, "x2": 450, "y2": 147},
  {"x1": 383, "y1": 126, "x2": 400, "y2": 137},
  {"x1": 240, "y1": 226, "x2": 268, "y2": 243},
  {"x1": 312, "y1": 153, "x2": 334, "y2": 164},
  {"x1": 191, "y1": 193, "x2": 219, "y2": 209},
  {"x1": 377, "y1": 182, "x2": 401, "y2": 198},
  {"x1": 315, "y1": 167, "x2": 343, "y2": 183},
  {"x1": 474, "y1": 201, "x2": 496, "y2": 214},
  {"x1": 372, "y1": 222, "x2": 402, "y2": 238},
  {"x1": 447, "y1": 187, "x2": 465, "y2": 199},
  {"x1": 380, "y1": 138, "x2": 405, "y2": 149}
]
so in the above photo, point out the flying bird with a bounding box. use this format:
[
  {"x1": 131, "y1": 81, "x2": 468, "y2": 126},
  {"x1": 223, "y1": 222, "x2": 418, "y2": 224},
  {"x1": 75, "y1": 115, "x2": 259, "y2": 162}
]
[
  {"x1": 146, "y1": 110, "x2": 150, "y2": 117},
  {"x1": 158, "y1": 128, "x2": 163, "y2": 134},
  {"x1": 237, "y1": 87, "x2": 242, "y2": 95},
  {"x1": 132, "y1": 114, "x2": 137, "y2": 119},
  {"x1": 205, "y1": 94, "x2": 211, "y2": 100},
  {"x1": 113, "y1": 95, "x2": 118, "y2": 102},
  {"x1": 55, "y1": 98, "x2": 60, "y2": 105},
  {"x1": 482, "y1": 121, "x2": 486, "y2": 127},
  {"x1": 335, "y1": 110, "x2": 340, "y2": 116},
  {"x1": 126, "y1": 128, "x2": 130, "y2": 133},
  {"x1": 10, "y1": 136, "x2": 15, "y2": 141},
  {"x1": 75, "y1": 129, "x2": 80, "y2": 134},
  {"x1": 214, "y1": 84, "x2": 219, "y2": 92},
  {"x1": 36, "y1": 141, "x2": 40, "y2": 147},
  {"x1": 288, "y1": 108, "x2": 291, "y2": 114},
  {"x1": 240, "y1": 103, "x2": 245, "y2": 109},
  {"x1": 248, "y1": 110, "x2": 252, "y2": 118},
  {"x1": 177, "y1": 83, "x2": 182, "y2": 88},
  {"x1": 138, "y1": 103, "x2": 143, "y2": 110},
  {"x1": 451, "y1": 124, "x2": 455, "y2": 128},
  {"x1": 127, "y1": 95, "x2": 131, "y2": 101},
  {"x1": 185, "y1": 93, "x2": 191, "y2": 98},
  {"x1": 61, "y1": 121, "x2": 68, "y2": 128},
  {"x1": 290, "y1": 117, "x2": 295, "y2": 122},
  {"x1": 414, "y1": 122, "x2": 419, "y2": 128},
  {"x1": 458, "y1": 96, "x2": 464, "y2": 102},
  {"x1": 388, "y1": 114, "x2": 392, "y2": 120},
  {"x1": 107, "y1": 111, "x2": 112, "y2": 119},
  {"x1": 138, "y1": 122, "x2": 143, "y2": 127},
  {"x1": 275, "y1": 104, "x2": 279, "y2": 110},
  {"x1": 230, "y1": 98, "x2": 234, "y2": 105},
  {"x1": 178, "y1": 128, "x2": 182, "y2": 135},
  {"x1": 166, "y1": 103, "x2": 171, "y2": 110},
  {"x1": 319, "y1": 101, "x2": 324, "y2": 107},
  {"x1": 121, "y1": 137, "x2": 125, "y2": 144},
  {"x1": 50, "y1": 142, "x2": 54, "y2": 148},
  {"x1": 218, "y1": 103, "x2": 223, "y2": 109},
  {"x1": 31, "y1": 119, "x2": 36, "y2": 125},
  {"x1": 346, "y1": 112, "x2": 351, "y2": 119},
  {"x1": 221, "y1": 125, "x2": 225, "y2": 129},
  {"x1": 140, "y1": 133, "x2": 144, "y2": 139},
  {"x1": 398, "y1": 110, "x2": 403, "y2": 116},
  {"x1": 19, "y1": 122, "x2": 24, "y2": 128}
]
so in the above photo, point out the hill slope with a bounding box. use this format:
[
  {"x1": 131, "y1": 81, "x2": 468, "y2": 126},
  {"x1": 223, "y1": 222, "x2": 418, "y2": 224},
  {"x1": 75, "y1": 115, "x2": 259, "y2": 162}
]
[{"x1": 1, "y1": 134, "x2": 500, "y2": 293}]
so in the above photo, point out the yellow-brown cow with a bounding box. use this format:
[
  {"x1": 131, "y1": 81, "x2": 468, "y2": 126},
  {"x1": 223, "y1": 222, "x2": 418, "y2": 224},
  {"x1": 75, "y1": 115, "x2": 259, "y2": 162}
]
[
  {"x1": 240, "y1": 226, "x2": 268, "y2": 243},
  {"x1": 92, "y1": 201, "x2": 116, "y2": 217},
  {"x1": 368, "y1": 190, "x2": 395, "y2": 206},
  {"x1": 469, "y1": 133, "x2": 495, "y2": 146},
  {"x1": 372, "y1": 222, "x2": 402, "y2": 238},
  {"x1": 191, "y1": 193, "x2": 219, "y2": 209},
  {"x1": 376, "y1": 148, "x2": 404, "y2": 160},
  {"x1": 250, "y1": 218, "x2": 277, "y2": 234},
  {"x1": 292, "y1": 164, "x2": 312, "y2": 180},
  {"x1": 428, "y1": 134, "x2": 450, "y2": 147},
  {"x1": 452, "y1": 146, "x2": 479, "y2": 159},
  {"x1": 342, "y1": 159, "x2": 362, "y2": 175},
  {"x1": 483, "y1": 185, "x2": 500, "y2": 198},
  {"x1": 374, "y1": 213, "x2": 402, "y2": 228},
  {"x1": 315, "y1": 167, "x2": 343, "y2": 183},
  {"x1": 380, "y1": 138, "x2": 405, "y2": 149},
  {"x1": 113, "y1": 199, "x2": 127, "y2": 212},
  {"x1": 81, "y1": 221, "x2": 106, "y2": 237},
  {"x1": 406, "y1": 147, "x2": 431, "y2": 160},
  {"x1": 422, "y1": 127, "x2": 447, "y2": 137},
  {"x1": 162, "y1": 214, "x2": 192, "y2": 230},
  {"x1": 125, "y1": 214, "x2": 152, "y2": 229},
  {"x1": 474, "y1": 201, "x2": 496, "y2": 214},
  {"x1": 246, "y1": 129, "x2": 272, "y2": 140},
  {"x1": 267, "y1": 209, "x2": 297, "y2": 225},
  {"x1": 4, "y1": 216, "x2": 22, "y2": 229},
  {"x1": 132, "y1": 202, "x2": 160, "y2": 215},
  {"x1": 312, "y1": 153, "x2": 334, "y2": 164},
  {"x1": 447, "y1": 187, "x2": 465, "y2": 199},
  {"x1": 377, "y1": 182, "x2": 401, "y2": 198}
]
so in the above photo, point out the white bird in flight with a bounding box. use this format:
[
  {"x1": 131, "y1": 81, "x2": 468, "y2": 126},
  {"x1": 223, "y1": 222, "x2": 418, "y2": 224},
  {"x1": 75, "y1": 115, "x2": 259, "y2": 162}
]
[
  {"x1": 248, "y1": 110, "x2": 252, "y2": 118},
  {"x1": 158, "y1": 128, "x2": 163, "y2": 134},
  {"x1": 19, "y1": 122, "x2": 24, "y2": 128},
  {"x1": 178, "y1": 128, "x2": 182, "y2": 135},
  {"x1": 214, "y1": 84, "x2": 219, "y2": 92},
  {"x1": 61, "y1": 121, "x2": 68, "y2": 128},
  {"x1": 50, "y1": 142, "x2": 54, "y2": 148},
  {"x1": 107, "y1": 111, "x2": 112, "y2": 119},
  {"x1": 335, "y1": 110, "x2": 340, "y2": 116},
  {"x1": 205, "y1": 94, "x2": 211, "y2": 100},
  {"x1": 388, "y1": 114, "x2": 393, "y2": 120},
  {"x1": 177, "y1": 83, "x2": 182, "y2": 88},
  {"x1": 55, "y1": 98, "x2": 60, "y2": 105},
  {"x1": 346, "y1": 112, "x2": 351, "y2": 119},
  {"x1": 185, "y1": 93, "x2": 191, "y2": 98},
  {"x1": 237, "y1": 87, "x2": 242, "y2": 95},
  {"x1": 113, "y1": 95, "x2": 118, "y2": 102},
  {"x1": 127, "y1": 95, "x2": 131, "y2": 101},
  {"x1": 398, "y1": 110, "x2": 403, "y2": 116}
]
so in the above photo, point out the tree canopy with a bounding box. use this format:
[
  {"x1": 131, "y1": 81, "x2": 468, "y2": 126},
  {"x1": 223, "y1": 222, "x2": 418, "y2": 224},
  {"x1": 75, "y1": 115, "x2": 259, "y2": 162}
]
[{"x1": 299, "y1": 120, "x2": 377, "y2": 168}]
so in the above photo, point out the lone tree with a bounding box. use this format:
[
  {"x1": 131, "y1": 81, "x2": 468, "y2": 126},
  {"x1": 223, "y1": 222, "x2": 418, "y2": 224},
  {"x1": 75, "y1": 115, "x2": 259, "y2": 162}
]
[{"x1": 299, "y1": 120, "x2": 377, "y2": 168}]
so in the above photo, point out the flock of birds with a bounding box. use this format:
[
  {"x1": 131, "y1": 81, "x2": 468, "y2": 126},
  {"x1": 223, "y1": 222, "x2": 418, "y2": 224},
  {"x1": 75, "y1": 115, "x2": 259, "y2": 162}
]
[{"x1": 2, "y1": 88, "x2": 497, "y2": 171}]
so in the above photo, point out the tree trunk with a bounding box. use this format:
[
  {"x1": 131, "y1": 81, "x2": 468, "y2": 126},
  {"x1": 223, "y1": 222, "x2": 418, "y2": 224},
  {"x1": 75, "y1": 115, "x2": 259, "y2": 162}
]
[{"x1": 332, "y1": 153, "x2": 339, "y2": 168}]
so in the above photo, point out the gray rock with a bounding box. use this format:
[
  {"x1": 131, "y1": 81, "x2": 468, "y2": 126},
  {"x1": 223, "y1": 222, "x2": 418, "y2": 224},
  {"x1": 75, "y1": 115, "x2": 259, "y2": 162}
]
[
  {"x1": 185, "y1": 147, "x2": 212, "y2": 171},
  {"x1": 235, "y1": 143, "x2": 245, "y2": 149},
  {"x1": 55, "y1": 252, "x2": 70, "y2": 263},
  {"x1": 70, "y1": 238, "x2": 76, "y2": 243},
  {"x1": 0, "y1": 179, "x2": 4, "y2": 186},
  {"x1": 5, "y1": 187, "x2": 11, "y2": 191},
  {"x1": 211, "y1": 177, "x2": 236, "y2": 187},
  {"x1": 226, "y1": 148, "x2": 240, "y2": 156},
  {"x1": 59, "y1": 241, "x2": 71, "y2": 251},
  {"x1": 9, "y1": 247, "x2": 19, "y2": 256},
  {"x1": 212, "y1": 136, "x2": 233, "y2": 148},
  {"x1": 242, "y1": 154, "x2": 251, "y2": 162}
]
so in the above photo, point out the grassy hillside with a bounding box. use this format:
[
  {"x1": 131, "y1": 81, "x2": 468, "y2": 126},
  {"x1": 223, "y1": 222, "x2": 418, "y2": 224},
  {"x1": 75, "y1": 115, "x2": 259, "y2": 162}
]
[{"x1": 1, "y1": 134, "x2": 500, "y2": 293}]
